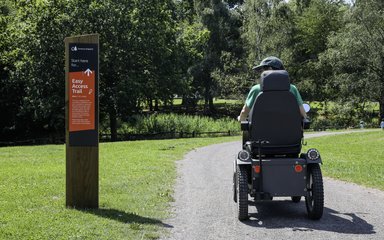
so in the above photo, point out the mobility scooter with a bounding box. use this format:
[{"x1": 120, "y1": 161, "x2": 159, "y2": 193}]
[{"x1": 233, "y1": 70, "x2": 324, "y2": 221}]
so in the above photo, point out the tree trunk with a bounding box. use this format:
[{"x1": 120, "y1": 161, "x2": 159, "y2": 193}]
[
  {"x1": 380, "y1": 80, "x2": 384, "y2": 120},
  {"x1": 148, "y1": 98, "x2": 153, "y2": 111},
  {"x1": 204, "y1": 94, "x2": 209, "y2": 110},
  {"x1": 209, "y1": 96, "x2": 214, "y2": 113},
  {"x1": 136, "y1": 100, "x2": 141, "y2": 112},
  {"x1": 154, "y1": 99, "x2": 159, "y2": 111},
  {"x1": 109, "y1": 108, "x2": 117, "y2": 142},
  {"x1": 204, "y1": 75, "x2": 212, "y2": 113},
  {"x1": 324, "y1": 101, "x2": 328, "y2": 117}
]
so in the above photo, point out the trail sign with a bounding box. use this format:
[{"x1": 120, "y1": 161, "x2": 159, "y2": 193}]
[
  {"x1": 68, "y1": 43, "x2": 98, "y2": 146},
  {"x1": 65, "y1": 34, "x2": 99, "y2": 209}
]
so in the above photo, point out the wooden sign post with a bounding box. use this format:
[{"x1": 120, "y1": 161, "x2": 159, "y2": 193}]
[{"x1": 65, "y1": 34, "x2": 99, "y2": 208}]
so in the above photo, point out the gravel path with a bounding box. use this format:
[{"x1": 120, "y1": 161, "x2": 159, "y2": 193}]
[{"x1": 161, "y1": 130, "x2": 384, "y2": 240}]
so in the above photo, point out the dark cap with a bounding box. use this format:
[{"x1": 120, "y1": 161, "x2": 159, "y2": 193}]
[{"x1": 252, "y1": 56, "x2": 285, "y2": 71}]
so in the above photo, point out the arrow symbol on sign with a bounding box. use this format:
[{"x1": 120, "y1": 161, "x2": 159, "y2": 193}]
[{"x1": 84, "y1": 68, "x2": 93, "y2": 76}]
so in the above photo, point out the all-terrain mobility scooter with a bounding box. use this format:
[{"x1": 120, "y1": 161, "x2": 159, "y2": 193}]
[{"x1": 233, "y1": 70, "x2": 324, "y2": 221}]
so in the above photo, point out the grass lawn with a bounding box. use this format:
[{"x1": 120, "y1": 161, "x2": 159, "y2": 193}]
[
  {"x1": 303, "y1": 130, "x2": 384, "y2": 191},
  {"x1": 0, "y1": 136, "x2": 239, "y2": 240},
  {"x1": 1, "y1": 131, "x2": 383, "y2": 239}
]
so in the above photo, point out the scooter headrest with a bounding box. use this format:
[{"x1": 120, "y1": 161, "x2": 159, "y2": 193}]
[{"x1": 260, "y1": 70, "x2": 290, "y2": 92}]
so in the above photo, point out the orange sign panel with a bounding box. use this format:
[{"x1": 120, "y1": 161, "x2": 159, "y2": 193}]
[{"x1": 69, "y1": 70, "x2": 95, "y2": 132}]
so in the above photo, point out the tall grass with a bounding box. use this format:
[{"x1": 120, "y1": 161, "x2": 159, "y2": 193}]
[{"x1": 118, "y1": 113, "x2": 239, "y2": 135}]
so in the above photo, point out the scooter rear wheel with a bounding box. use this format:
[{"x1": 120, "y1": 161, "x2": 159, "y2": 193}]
[
  {"x1": 305, "y1": 164, "x2": 324, "y2": 220},
  {"x1": 236, "y1": 165, "x2": 249, "y2": 221}
]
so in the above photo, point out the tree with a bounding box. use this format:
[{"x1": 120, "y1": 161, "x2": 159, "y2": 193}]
[
  {"x1": 241, "y1": 0, "x2": 302, "y2": 103},
  {"x1": 65, "y1": 0, "x2": 182, "y2": 140},
  {"x1": 129, "y1": 0, "x2": 180, "y2": 112},
  {"x1": 193, "y1": 0, "x2": 244, "y2": 112},
  {"x1": 5, "y1": 0, "x2": 71, "y2": 139},
  {"x1": 290, "y1": 0, "x2": 345, "y2": 101},
  {"x1": 319, "y1": 0, "x2": 384, "y2": 120},
  {"x1": 175, "y1": 0, "x2": 196, "y2": 24},
  {"x1": 3, "y1": 0, "x2": 184, "y2": 142},
  {"x1": 211, "y1": 5, "x2": 247, "y2": 99},
  {"x1": 0, "y1": 1, "x2": 21, "y2": 140},
  {"x1": 176, "y1": 20, "x2": 210, "y2": 110},
  {"x1": 242, "y1": 0, "x2": 294, "y2": 66}
]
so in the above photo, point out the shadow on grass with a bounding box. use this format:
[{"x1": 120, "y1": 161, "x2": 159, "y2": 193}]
[{"x1": 81, "y1": 208, "x2": 173, "y2": 228}]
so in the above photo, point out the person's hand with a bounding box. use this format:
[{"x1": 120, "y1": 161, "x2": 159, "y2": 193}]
[{"x1": 237, "y1": 116, "x2": 241, "y2": 122}]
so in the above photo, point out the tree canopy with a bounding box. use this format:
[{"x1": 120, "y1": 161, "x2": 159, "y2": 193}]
[{"x1": 1, "y1": 0, "x2": 382, "y2": 142}]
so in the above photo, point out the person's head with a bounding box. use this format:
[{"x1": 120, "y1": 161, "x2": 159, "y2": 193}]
[{"x1": 252, "y1": 56, "x2": 285, "y2": 72}]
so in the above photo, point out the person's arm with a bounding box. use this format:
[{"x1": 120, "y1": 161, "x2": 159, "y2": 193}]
[
  {"x1": 238, "y1": 104, "x2": 250, "y2": 121},
  {"x1": 299, "y1": 105, "x2": 307, "y2": 119},
  {"x1": 290, "y1": 85, "x2": 307, "y2": 118},
  {"x1": 238, "y1": 85, "x2": 260, "y2": 122}
]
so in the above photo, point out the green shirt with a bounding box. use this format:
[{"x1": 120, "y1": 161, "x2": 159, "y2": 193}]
[{"x1": 245, "y1": 84, "x2": 304, "y2": 108}]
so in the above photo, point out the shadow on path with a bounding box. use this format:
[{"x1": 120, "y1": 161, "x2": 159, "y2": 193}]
[{"x1": 243, "y1": 200, "x2": 375, "y2": 235}]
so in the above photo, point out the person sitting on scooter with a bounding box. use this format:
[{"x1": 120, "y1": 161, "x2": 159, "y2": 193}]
[{"x1": 238, "y1": 56, "x2": 307, "y2": 121}]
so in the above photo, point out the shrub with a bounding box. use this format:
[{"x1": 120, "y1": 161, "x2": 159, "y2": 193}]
[{"x1": 118, "y1": 113, "x2": 240, "y2": 135}]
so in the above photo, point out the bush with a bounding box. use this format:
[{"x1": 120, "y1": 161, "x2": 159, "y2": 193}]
[
  {"x1": 309, "y1": 101, "x2": 380, "y2": 130},
  {"x1": 117, "y1": 113, "x2": 240, "y2": 135}
]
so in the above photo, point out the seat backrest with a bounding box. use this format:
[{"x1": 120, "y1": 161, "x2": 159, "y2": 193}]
[{"x1": 248, "y1": 70, "x2": 302, "y2": 154}]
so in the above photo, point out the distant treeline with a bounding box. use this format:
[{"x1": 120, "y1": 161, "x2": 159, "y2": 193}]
[{"x1": 0, "y1": 0, "x2": 383, "y2": 142}]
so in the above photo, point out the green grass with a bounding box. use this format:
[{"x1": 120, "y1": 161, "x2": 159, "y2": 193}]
[
  {"x1": 1, "y1": 131, "x2": 383, "y2": 239},
  {"x1": 303, "y1": 130, "x2": 384, "y2": 190},
  {"x1": 0, "y1": 136, "x2": 240, "y2": 240}
]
